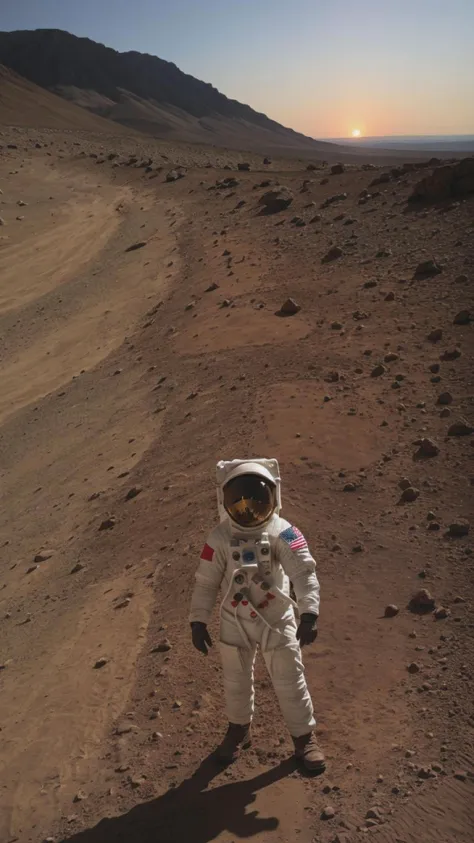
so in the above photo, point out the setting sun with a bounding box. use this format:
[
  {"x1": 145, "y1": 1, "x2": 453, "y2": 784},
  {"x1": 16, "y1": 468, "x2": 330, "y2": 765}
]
[{"x1": 351, "y1": 128, "x2": 361, "y2": 137}]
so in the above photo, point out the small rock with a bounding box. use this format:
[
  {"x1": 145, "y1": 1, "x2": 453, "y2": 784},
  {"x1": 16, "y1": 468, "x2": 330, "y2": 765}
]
[
  {"x1": 343, "y1": 482, "x2": 357, "y2": 492},
  {"x1": 125, "y1": 486, "x2": 142, "y2": 501},
  {"x1": 331, "y1": 320, "x2": 344, "y2": 330},
  {"x1": 384, "y1": 352, "x2": 399, "y2": 362},
  {"x1": 400, "y1": 486, "x2": 420, "y2": 503},
  {"x1": 99, "y1": 516, "x2": 116, "y2": 531},
  {"x1": 415, "y1": 438, "x2": 440, "y2": 458},
  {"x1": 440, "y1": 348, "x2": 461, "y2": 361},
  {"x1": 115, "y1": 722, "x2": 138, "y2": 735},
  {"x1": 384, "y1": 291, "x2": 395, "y2": 301},
  {"x1": 115, "y1": 598, "x2": 131, "y2": 609},
  {"x1": 205, "y1": 282, "x2": 219, "y2": 292},
  {"x1": 437, "y1": 392, "x2": 453, "y2": 405},
  {"x1": 321, "y1": 192, "x2": 347, "y2": 208},
  {"x1": 448, "y1": 419, "x2": 473, "y2": 436},
  {"x1": 447, "y1": 520, "x2": 469, "y2": 538},
  {"x1": 93, "y1": 657, "x2": 109, "y2": 669},
  {"x1": 409, "y1": 589, "x2": 435, "y2": 612},
  {"x1": 34, "y1": 550, "x2": 54, "y2": 563},
  {"x1": 399, "y1": 477, "x2": 411, "y2": 490},
  {"x1": 152, "y1": 639, "x2": 173, "y2": 653},
  {"x1": 238, "y1": 162, "x2": 250, "y2": 171},
  {"x1": 364, "y1": 279, "x2": 378, "y2": 288},
  {"x1": 453, "y1": 771, "x2": 467, "y2": 781},
  {"x1": 418, "y1": 766, "x2": 436, "y2": 779},
  {"x1": 429, "y1": 362, "x2": 440, "y2": 373},
  {"x1": 453, "y1": 310, "x2": 471, "y2": 325},
  {"x1": 414, "y1": 259, "x2": 442, "y2": 278},
  {"x1": 70, "y1": 562, "x2": 85, "y2": 574},
  {"x1": 371, "y1": 364, "x2": 387, "y2": 377},
  {"x1": 384, "y1": 604, "x2": 399, "y2": 618},
  {"x1": 407, "y1": 662, "x2": 420, "y2": 674},
  {"x1": 26, "y1": 564, "x2": 39, "y2": 574},
  {"x1": 166, "y1": 169, "x2": 184, "y2": 182},
  {"x1": 125, "y1": 241, "x2": 147, "y2": 253},
  {"x1": 73, "y1": 791, "x2": 87, "y2": 803},
  {"x1": 331, "y1": 163, "x2": 345, "y2": 175},
  {"x1": 130, "y1": 775, "x2": 146, "y2": 788},
  {"x1": 321, "y1": 806, "x2": 336, "y2": 820},
  {"x1": 259, "y1": 187, "x2": 294, "y2": 213},
  {"x1": 366, "y1": 807, "x2": 383, "y2": 821},
  {"x1": 434, "y1": 607, "x2": 449, "y2": 620},
  {"x1": 427, "y1": 328, "x2": 443, "y2": 342},
  {"x1": 278, "y1": 298, "x2": 301, "y2": 316},
  {"x1": 322, "y1": 246, "x2": 343, "y2": 263}
]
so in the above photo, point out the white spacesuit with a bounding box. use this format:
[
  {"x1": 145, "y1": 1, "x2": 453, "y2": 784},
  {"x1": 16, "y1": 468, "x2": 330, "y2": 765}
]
[{"x1": 190, "y1": 458, "x2": 325, "y2": 771}]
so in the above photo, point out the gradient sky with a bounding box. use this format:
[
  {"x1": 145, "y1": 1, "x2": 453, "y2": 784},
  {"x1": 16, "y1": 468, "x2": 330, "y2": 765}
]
[{"x1": 1, "y1": 0, "x2": 473, "y2": 138}]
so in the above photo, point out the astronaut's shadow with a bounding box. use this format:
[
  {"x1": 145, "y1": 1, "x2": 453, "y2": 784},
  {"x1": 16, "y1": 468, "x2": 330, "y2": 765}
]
[{"x1": 61, "y1": 753, "x2": 298, "y2": 843}]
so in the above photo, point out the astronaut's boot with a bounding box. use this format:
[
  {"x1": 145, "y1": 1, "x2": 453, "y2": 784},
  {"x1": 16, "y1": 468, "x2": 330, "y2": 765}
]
[
  {"x1": 292, "y1": 732, "x2": 326, "y2": 773},
  {"x1": 216, "y1": 722, "x2": 252, "y2": 763}
]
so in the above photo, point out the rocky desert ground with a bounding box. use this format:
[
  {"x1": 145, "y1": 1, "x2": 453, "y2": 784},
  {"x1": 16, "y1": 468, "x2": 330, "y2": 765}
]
[{"x1": 0, "y1": 121, "x2": 473, "y2": 843}]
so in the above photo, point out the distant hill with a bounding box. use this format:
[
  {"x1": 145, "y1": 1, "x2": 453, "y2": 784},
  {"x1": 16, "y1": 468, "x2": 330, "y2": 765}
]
[
  {"x1": 0, "y1": 29, "x2": 336, "y2": 154},
  {"x1": 0, "y1": 64, "x2": 133, "y2": 134}
]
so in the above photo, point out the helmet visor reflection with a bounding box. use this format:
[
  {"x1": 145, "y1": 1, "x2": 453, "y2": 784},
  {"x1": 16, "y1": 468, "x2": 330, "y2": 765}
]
[{"x1": 223, "y1": 474, "x2": 276, "y2": 528}]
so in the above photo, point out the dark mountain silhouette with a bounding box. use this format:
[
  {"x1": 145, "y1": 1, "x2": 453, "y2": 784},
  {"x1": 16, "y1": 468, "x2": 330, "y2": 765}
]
[{"x1": 0, "y1": 29, "x2": 335, "y2": 153}]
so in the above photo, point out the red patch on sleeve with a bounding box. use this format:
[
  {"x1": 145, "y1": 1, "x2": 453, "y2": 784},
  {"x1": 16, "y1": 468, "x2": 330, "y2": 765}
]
[{"x1": 200, "y1": 543, "x2": 215, "y2": 562}]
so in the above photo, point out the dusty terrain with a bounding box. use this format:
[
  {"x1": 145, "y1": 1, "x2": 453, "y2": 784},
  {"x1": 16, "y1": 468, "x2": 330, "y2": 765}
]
[{"x1": 0, "y1": 123, "x2": 473, "y2": 843}]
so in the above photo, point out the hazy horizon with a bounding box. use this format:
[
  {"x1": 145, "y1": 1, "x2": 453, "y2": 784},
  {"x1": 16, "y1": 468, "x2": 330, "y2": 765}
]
[{"x1": 1, "y1": 0, "x2": 473, "y2": 139}]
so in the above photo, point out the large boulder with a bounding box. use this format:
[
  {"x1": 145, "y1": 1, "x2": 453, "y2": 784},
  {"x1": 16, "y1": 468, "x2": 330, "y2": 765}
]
[
  {"x1": 453, "y1": 156, "x2": 474, "y2": 195},
  {"x1": 410, "y1": 157, "x2": 474, "y2": 202},
  {"x1": 258, "y1": 187, "x2": 294, "y2": 213}
]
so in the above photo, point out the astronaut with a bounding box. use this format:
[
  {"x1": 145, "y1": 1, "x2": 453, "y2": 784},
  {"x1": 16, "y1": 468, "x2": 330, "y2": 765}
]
[{"x1": 189, "y1": 458, "x2": 325, "y2": 772}]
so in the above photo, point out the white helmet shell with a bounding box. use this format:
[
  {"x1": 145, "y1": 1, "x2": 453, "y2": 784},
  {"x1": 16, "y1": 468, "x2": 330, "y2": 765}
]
[{"x1": 216, "y1": 458, "x2": 281, "y2": 524}]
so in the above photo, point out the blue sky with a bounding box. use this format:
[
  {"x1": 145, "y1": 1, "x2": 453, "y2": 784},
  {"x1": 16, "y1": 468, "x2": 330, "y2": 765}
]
[{"x1": 1, "y1": 0, "x2": 473, "y2": 137}]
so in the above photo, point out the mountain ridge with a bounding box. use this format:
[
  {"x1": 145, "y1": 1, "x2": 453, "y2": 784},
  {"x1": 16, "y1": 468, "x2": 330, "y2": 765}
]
[{"x1": 0, "y1": 28, "x2": 335, "y2": 153}]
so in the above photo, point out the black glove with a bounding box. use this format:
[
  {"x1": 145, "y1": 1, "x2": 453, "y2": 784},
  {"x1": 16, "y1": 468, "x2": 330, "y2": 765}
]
[
  {"x1": 296, "y1": 613, "x2": 318, "y2": 647},
  {"x1": 191, "y1": 622, "x2": 213, "y2": 656}
]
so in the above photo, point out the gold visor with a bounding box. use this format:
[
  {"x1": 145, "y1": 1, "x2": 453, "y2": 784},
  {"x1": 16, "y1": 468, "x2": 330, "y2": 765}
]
[{"x1": 223, "y1": 474, "x2": 276, "y2": 528}]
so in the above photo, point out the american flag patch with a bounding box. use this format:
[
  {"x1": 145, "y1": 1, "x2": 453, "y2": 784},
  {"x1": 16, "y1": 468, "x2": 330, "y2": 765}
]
[
  {"x1": 279, "y1": 526, "x2": 307, "y2": 551},
  {"x1": 200, "y1": 543, "x2": 215, "y2": 562}
]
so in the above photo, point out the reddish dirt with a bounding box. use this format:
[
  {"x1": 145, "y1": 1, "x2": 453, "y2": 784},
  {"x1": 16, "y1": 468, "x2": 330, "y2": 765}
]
[{"x1": 0, "y1": 129, "x2": 473, "y2": 843}]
